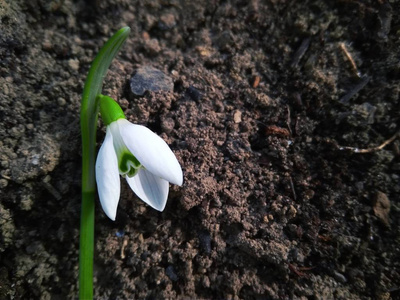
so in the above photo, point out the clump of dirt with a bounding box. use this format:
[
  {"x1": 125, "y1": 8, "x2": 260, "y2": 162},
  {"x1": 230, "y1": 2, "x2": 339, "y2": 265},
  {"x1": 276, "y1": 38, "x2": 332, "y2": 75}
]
[{"x1": 0, "y1": 0, "x2": 399, "y2": 299}]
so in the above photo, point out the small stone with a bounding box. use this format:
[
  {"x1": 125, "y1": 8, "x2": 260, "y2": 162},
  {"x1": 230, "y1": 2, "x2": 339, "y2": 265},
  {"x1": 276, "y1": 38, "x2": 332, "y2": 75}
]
[
  {"x1": 144, "y1": 38, "x2": 161, "y2": 55},
  {"x1": 252, "y1": 76, "x2": 260, "y2": 88},
  {"x1": 202, "y1": 276, "x2": 210, "y2": 288},
  {"x1": 198, "y1": 230, "x2": 212, "y2": 254},
  {"x1": 287, "y1": 205, "x2": 297, "y2": 219},
  {"x1": 130, "y1": 66, "x2": 174, "y2": 96},
  {"x1": 0, "y1": 179, "x2": 8, "y2": 188},
  {"x1": 196, "y1": 46, "x2": 212, "y2": 57},
  {"x1": 165, "y1": 265, "x2": 179, "y2": 281},
  {"x1": 57, "y1": 98, "x2": 66, "y2": 106},
  {"x1": 142, "y1": 31, "x2": 150, "y2": 40},
  {"x1": 159, "y1": 13, "x2": 176, "y2": 30},
  {"x1": 233, "y1": 110, "x2": 242, "y2": 123},
  {"x1": 42, "y1": 40, "x2": 52, "y2": 51},
  {"x1": 256, "y1": 94, "x2": 274, "y2": 107},
  {"x1": 115, "y1": 230, "x2": 125, "y2": 238},
  {"x1": 212, "y1": 197, "x2": 222, "y2": 207},
  {"x1": 333, "y1": 270, "x2": 347, "y2": 283},
  {"x1": 373, "y1": 191, "x2": 390, "y2": 226},
  {"x1": 186, "y1": 86, "x2": 202, "y2": 101},
  {"x1": 68, "y1": 58, "x2": 79, "y2": 71},
  {"x1": 161, "y1": 117, "x2": 175, "y2": 134}
]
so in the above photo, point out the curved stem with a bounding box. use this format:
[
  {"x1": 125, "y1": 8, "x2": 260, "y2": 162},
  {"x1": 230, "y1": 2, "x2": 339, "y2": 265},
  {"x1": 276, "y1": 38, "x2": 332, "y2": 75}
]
[{"x1": 79, "y1": 27, "x2": 130, "y2": 300}]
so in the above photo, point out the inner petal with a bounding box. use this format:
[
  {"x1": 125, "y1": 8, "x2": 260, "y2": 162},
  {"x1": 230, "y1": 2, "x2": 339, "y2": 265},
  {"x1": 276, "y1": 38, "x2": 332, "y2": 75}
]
[
  {"x1": 120, "y1": 152, "x2": 141, "y2": 177},
  {"x1": 109, "y1": 122, "x2": 142, "y2": 177}
]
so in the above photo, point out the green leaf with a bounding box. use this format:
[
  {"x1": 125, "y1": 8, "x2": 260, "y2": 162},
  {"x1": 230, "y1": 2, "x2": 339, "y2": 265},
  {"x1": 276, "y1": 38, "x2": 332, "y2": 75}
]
[
  {"x1": 79, "y1": 27, "x2": 130, "y2": 300},
  {"x1": 80, "y1": 26, "x2": 130, "y2": 191}
]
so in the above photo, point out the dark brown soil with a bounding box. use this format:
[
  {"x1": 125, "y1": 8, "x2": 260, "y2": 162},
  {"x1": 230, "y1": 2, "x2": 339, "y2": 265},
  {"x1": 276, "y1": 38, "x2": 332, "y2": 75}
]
[{"x1": 1, "y1": 0, "x2": 399, "y2": 299}]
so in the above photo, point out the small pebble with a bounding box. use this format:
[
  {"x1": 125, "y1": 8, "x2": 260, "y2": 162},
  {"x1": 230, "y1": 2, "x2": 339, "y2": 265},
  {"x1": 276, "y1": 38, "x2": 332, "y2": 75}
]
[
  {"x1": 198, "y1": 230, "x2": 212, "y2": 254},
  {"x1": 161, "y1": 117, "x2": 175, "y2": 134},
  {"x1": 373, "y1": 191, "x2": 391, "y2": 226},
  {"x1": 144, "y1": 38, "x2": 161, "y2": 55},
  {"x1": 42, "y1": 40, "x2": 52, "y2": 51},
  {"x1": 116, "y1": 230, "x2": 125, "y2": 238},
  {"x1": 159, "y1": 13, "x2": 176, "y2": 30},
  {"x1": 252, "y1": 76, "x2": 260, "y2": 88},
  {"x1": 130, "y1": 66, "x2": 173, "y2": 96},
  {"x1": 0, "y1": 179, "x2": 8, "y2": 188},
  {"x1": 57, "y1": 98, "x2": 66, "y2": 106},
  {"x1": 186, "y1": 86, "x2": 202, "y2": 101},
  {"x1": 68, "y1": 58, "x2": 79, "y2": 71},
  {"x1": 333, "y1": 270, "x2": 347, "y2": 283},
  {"x1": 233, "y1": 110, "x2": 242, "y2": 123},
  {"x1": 166, "y1": 265, "x2": 179, "y2": 281}
]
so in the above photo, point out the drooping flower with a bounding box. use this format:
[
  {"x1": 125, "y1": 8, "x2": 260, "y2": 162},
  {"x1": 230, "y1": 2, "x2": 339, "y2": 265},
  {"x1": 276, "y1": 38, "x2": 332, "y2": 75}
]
[{"x1": 95, "y1": 95, "x2": 183, "y2": 220}]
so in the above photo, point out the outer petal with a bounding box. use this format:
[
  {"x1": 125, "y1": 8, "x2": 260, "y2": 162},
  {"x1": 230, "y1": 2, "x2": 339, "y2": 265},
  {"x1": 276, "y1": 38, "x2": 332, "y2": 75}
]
[
  {"x1": 126, "y1": 168, "x2": 169, "y2": 211},
  {"x1": 95, "y1": 129, "x2": 121, "y2": 221},
  {"x1": 117, "y1": 119, "x2": 183, "y2": 186}
]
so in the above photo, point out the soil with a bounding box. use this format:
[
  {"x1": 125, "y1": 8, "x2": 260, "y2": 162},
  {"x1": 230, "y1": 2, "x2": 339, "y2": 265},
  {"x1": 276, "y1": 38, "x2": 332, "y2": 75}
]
[{"x1": 1, "y1": 0, "x2": 399, "y2": 299}]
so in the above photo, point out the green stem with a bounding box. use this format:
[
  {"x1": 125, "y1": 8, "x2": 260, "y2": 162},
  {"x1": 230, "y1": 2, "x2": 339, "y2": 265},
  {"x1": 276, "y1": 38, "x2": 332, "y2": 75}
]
[
  {"x1": 79, "y1": 27, "x2": 130, "y2": 300},
  {"x1": 79, "y1": 191, "x2": 95, "y2": 299}
]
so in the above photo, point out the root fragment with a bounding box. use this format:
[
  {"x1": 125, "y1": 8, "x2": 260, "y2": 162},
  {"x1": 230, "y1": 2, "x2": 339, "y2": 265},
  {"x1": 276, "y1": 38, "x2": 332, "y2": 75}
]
[{"x1": 339, "y1": 131, "x2": 399, "y2": 153}]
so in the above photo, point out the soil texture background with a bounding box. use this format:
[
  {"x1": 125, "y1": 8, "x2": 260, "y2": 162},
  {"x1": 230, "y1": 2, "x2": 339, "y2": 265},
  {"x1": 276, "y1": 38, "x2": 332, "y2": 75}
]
[{"x1": 1, "y1": 0, "x2": 400, "y2": 299}]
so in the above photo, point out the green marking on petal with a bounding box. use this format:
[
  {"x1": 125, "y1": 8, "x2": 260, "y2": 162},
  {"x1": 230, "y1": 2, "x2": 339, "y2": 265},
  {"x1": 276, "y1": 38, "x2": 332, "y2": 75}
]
[
  {"x1": 127, "y1": 167, "x2": 139, "y2": 177},
  {"x1": 119, "y1": 151, "x2": 141, "y2": 177}
]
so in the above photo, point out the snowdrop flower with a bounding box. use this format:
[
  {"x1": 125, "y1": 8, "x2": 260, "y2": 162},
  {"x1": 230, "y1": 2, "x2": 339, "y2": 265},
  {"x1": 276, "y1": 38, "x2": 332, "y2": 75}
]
[{"x1": 95, "y1": 95, "x2": 183, "y2": 220}]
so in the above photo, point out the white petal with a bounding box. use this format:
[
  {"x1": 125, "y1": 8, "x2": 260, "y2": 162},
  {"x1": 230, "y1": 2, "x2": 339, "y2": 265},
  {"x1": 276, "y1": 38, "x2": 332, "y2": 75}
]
[
  {"x1": 126, "y1": 168, "x2": 169, "y2": 211},
  {"x1": 117, "y1": 119, "x2": 183, "y2": 186},
  {"x1": 95, "y1": 128, "x2": 121, "y2": 221}
]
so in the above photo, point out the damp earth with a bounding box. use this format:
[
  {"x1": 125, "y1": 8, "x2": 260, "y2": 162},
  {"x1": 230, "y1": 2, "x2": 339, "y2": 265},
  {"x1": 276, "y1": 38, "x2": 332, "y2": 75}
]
[{"x1": 0, "y1": 0, "x2": 399, "y2": 299}]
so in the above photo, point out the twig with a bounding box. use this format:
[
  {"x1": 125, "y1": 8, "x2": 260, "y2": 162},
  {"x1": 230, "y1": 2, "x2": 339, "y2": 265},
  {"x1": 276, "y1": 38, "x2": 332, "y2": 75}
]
[
  {"x1": 291, "y1": 37, "x2": 311, "y2": 68},
  {"x1": 339, "y1": 131, "x2": 400, "y2": 153},
  {"x1": 288, "y1": 175, "x2": 297, "y2": 201},
  {"x1": 339, "y1": 42, "x2": 360, "y2": 77},
  {"x1": 339, "y1": 76, "x2": 370, "y2": 104},
  {"x1": 289, "y1": 264, "x2": 315, "y2": 277},
  {"x1": 120, "y1": 237, "x2": 129, "y2": 259},
  {"x1": 286, "y1": 105, "x2": 292, "y2": 136}
]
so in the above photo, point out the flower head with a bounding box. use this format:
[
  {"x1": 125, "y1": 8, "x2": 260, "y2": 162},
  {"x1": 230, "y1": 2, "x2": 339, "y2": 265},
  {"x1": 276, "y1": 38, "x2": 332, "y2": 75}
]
[{"x1": 95, "y1": 96, "x2": 183, "y2": 220}]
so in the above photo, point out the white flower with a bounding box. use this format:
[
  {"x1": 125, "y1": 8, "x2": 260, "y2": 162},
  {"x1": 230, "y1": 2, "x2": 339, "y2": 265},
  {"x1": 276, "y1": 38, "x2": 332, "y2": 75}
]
[{"x1": 95, "y1": 118, "x2": 183, "y2": 220}]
